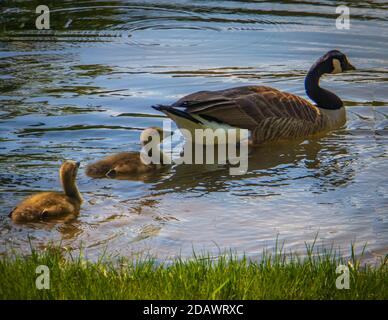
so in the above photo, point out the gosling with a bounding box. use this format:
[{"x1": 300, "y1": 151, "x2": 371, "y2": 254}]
[
  {"x1": 9, "y1": 160, "x2": 82, "y2": 222},
  {"x1": 85, "y1": 127, "x2": 170, "y2": 178}
]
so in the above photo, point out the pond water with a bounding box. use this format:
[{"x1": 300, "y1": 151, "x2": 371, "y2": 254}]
[{"x1": 0, "y1": 0, "x2": 387, "y2": 262}]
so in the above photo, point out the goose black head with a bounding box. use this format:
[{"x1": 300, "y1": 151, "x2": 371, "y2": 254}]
[{"x1": 311, "y1": 50, "x2": 356, "y2": 75}]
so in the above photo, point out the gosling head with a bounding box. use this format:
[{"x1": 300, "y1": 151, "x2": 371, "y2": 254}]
[
  {"x1": 312, "y1": 50, "x2": 356, "y2": 75},
  {"x1": 59, "y1": 160, "x2": 80, "y2": 185},
  {"x1": 140, "y1": 127, "x2": 172, "y2": 146}
]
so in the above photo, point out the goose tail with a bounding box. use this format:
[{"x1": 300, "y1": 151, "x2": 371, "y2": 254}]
[{"x1": 152, "y1": 104, "x2": 202, "y2": 125}]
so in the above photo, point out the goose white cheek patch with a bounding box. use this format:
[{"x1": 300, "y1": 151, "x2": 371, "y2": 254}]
[{"x1": 331, "y1": 58, "x2": 342, "y2": 74}]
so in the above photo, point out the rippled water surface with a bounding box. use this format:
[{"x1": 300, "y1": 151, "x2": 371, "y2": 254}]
[{"x1": 0, "y1": 1, "x2": 387, "y2": 262}]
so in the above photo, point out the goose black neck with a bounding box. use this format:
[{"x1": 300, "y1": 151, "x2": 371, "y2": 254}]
[{"x1": 304, "y1": 65, "x2": 343, "y2": 110}]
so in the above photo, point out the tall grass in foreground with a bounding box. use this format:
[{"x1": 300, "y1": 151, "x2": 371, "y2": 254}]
[{"x1": 0, "y1": 244, "x2": 386, "y2": 299}]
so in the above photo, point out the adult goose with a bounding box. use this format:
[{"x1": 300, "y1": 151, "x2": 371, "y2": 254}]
[
  {"x1": 85, "y1": 127, "x2": 171, "y2": 178},
  {"x1": 153, "y1": 50, "x2": 355, "y2": 145},
  {"x1": 9, "y1": 160, "x2": 82, "y2": 222}
]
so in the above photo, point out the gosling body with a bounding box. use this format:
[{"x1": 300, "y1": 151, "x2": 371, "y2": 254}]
[
  {"x1": 85, "y1": 151, "x2": 163, "y2": 177},
  {"x1": 9, "y1": 160, "x2": 82, "y2": 222},
  {"x1": 85, "y1": 127, "x2": 169, "y2": 178}
]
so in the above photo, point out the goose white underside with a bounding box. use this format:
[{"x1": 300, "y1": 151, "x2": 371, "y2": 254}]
[{"x1": 164, "y1": 111, "x2": 249, "y2": 145}]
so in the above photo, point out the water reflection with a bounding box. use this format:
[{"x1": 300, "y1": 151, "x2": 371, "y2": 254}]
[{"x1": 150, "y1": 135, "x2": 356, "y2": 196}]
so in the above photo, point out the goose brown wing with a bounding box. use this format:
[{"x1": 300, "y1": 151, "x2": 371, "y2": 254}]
[{"x1": 172, "y1": 86, "x2": 321, "y2": 130}]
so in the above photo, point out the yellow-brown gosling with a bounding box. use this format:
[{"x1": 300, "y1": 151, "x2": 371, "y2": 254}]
[
  {"x1": 9, "y1": 160, "x2": 82, "y2": 223},
  {"x1": 85, "y1": 127, "x2": 170, "y2": 178},
  {"x1": 152, "y1": 50, "x2": 356, "y2": 145}
]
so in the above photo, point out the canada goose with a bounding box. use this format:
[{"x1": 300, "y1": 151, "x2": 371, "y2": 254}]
[
  {"x1": 9, "y1": 160, "x2": 82, "y2": 222},
  {"x1": 85, "y1": 127, "x2": 170, "y2": 178},
  {"x1": 153, "y1": 50, "x2": 356, "y2": 145}
]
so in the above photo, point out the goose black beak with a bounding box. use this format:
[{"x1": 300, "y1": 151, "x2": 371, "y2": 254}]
[{"x1": 346, "y1": 63, "x2": 356, "y2": 71}]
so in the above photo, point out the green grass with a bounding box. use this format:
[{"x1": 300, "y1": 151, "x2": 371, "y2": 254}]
[{"x1": 0, "y1": 244, "x2": 386, "y2": 300}]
